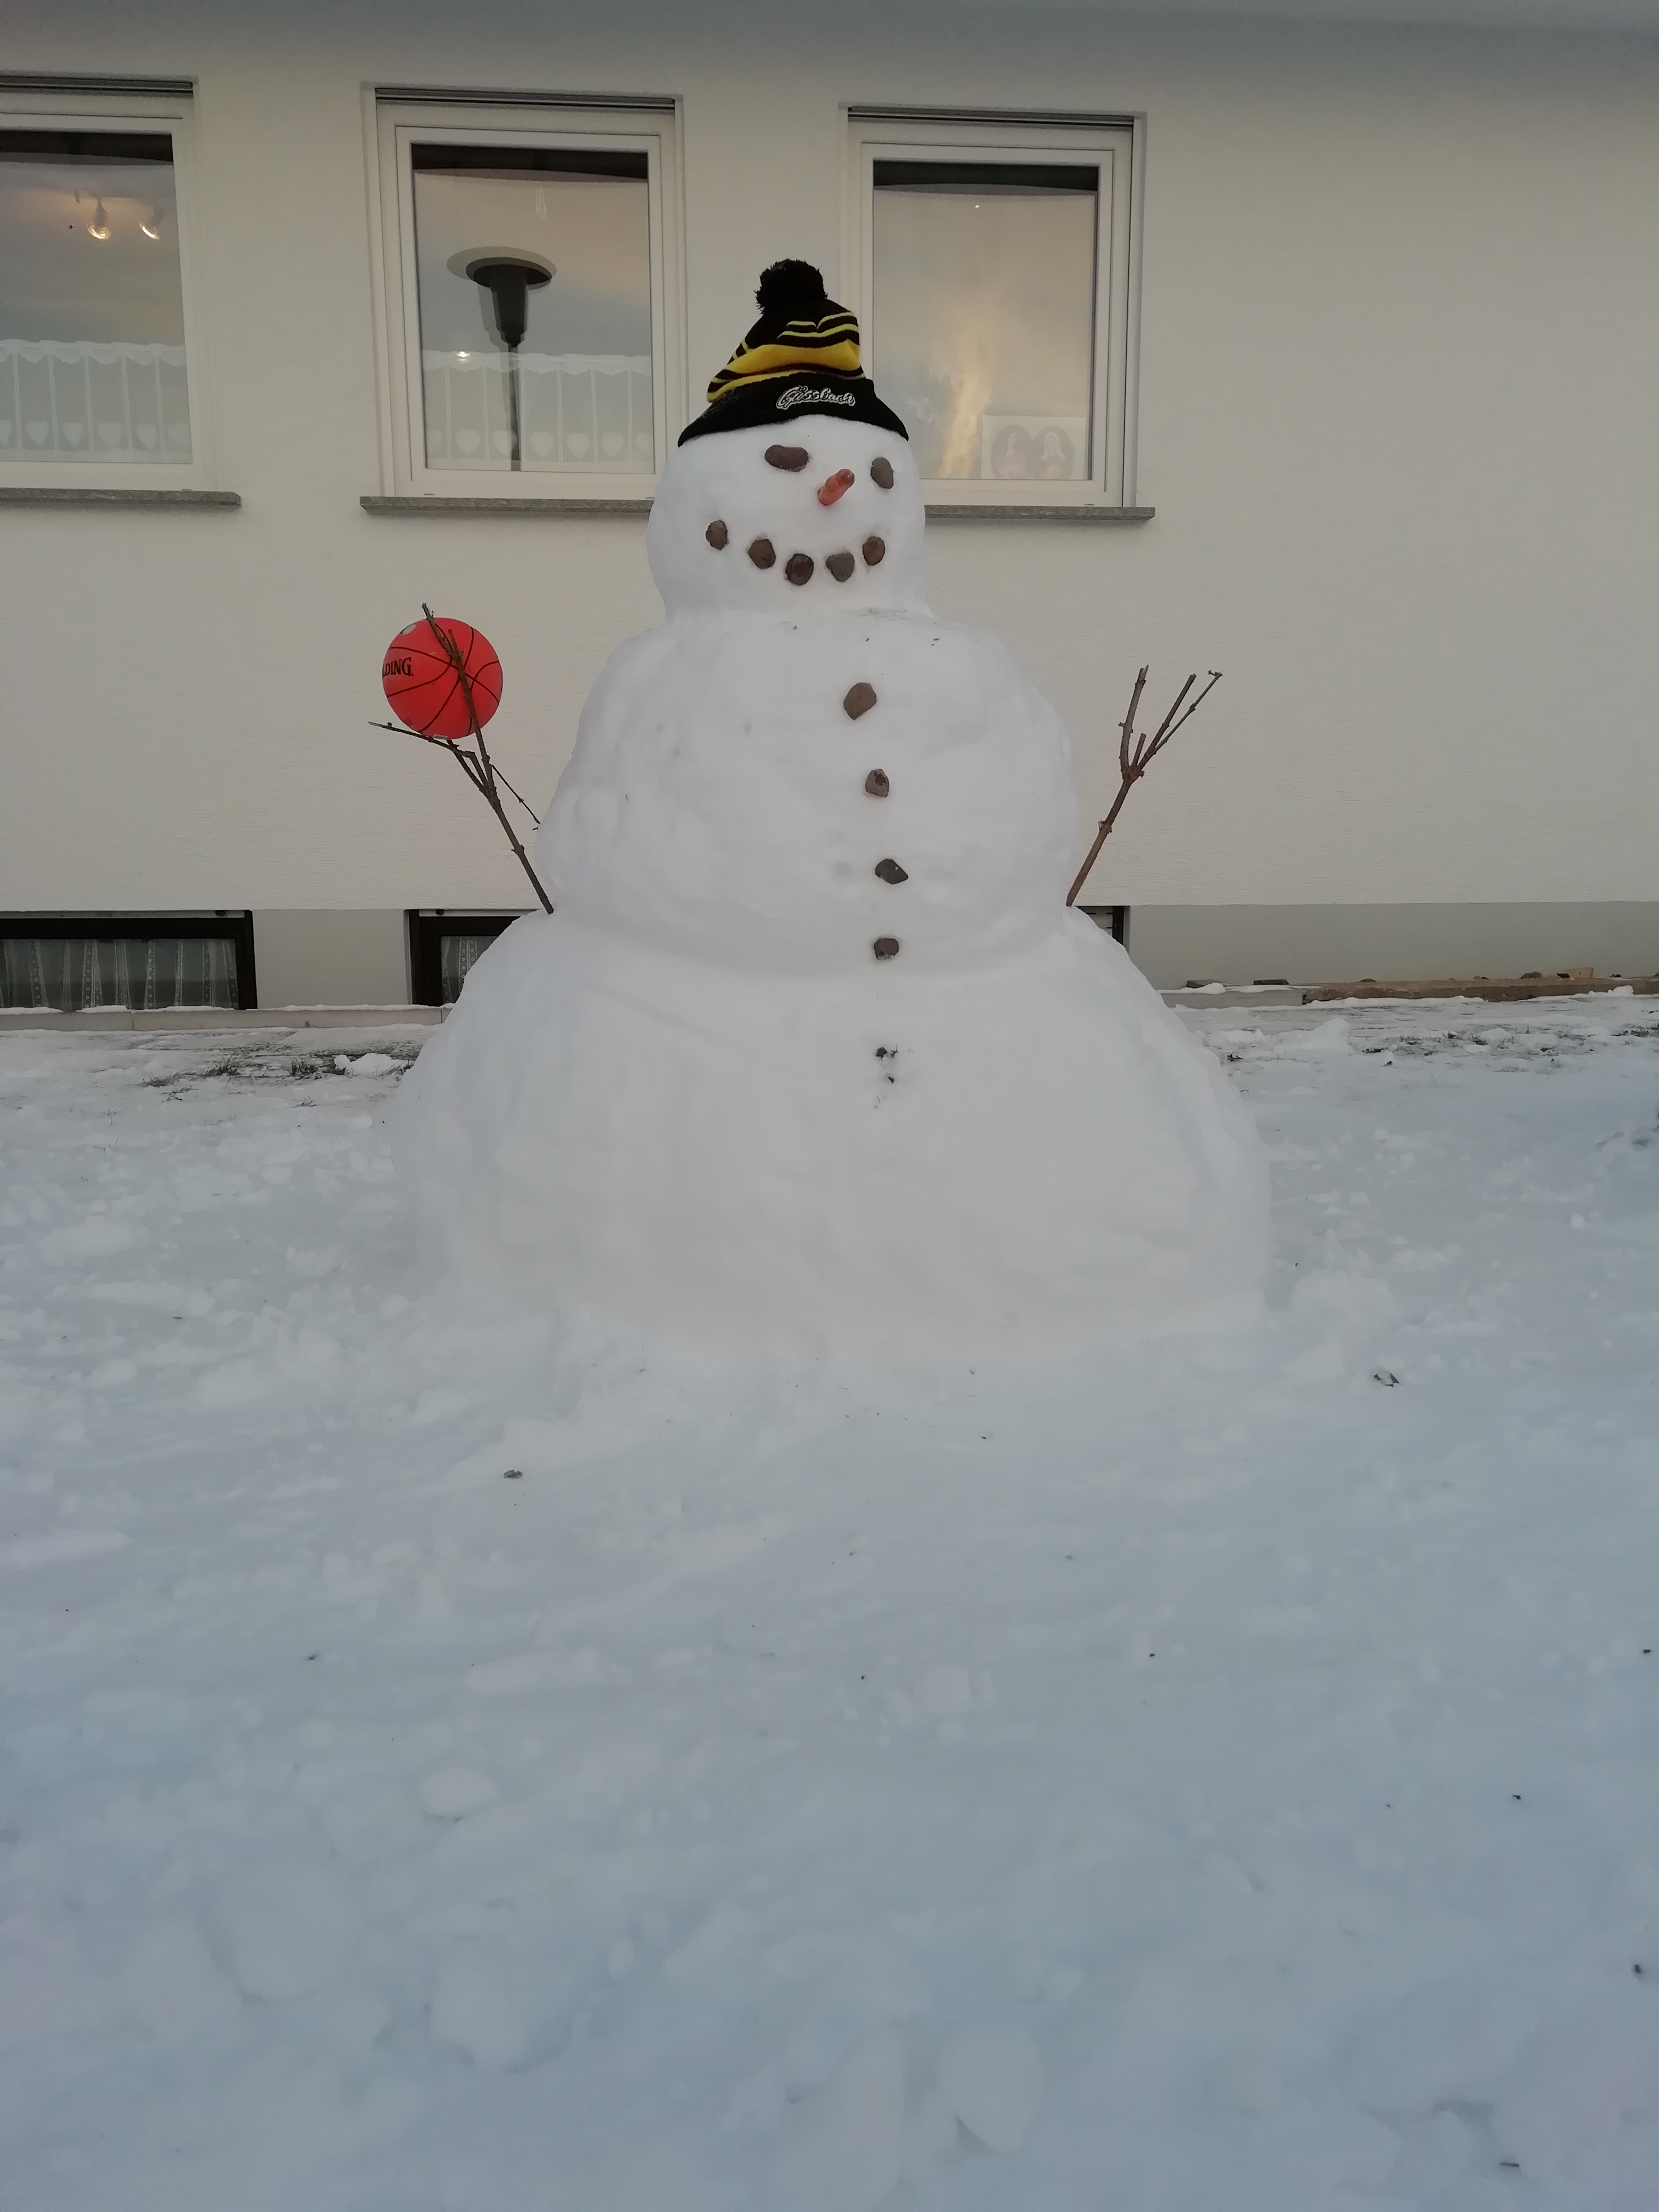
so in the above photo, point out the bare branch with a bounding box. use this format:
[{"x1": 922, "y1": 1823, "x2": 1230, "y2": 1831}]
[
  {"x1": 1141, "y1": 674, "x2": 1197, "y2": 764},
  {"x1": 447, "y1": 745, "x2": 490, "y2": 799},
  {"x1": 1144, "y1": 671, "x2": 1221, "y2": 764},
  {"x1": 1067, "y1": 666, "x2": 1223, "y2": 908},
  {"x1": 1066, "y1": 782, "x2": 1138, "y2": 911},
  {"x1": 369, "y1": 719, "x2": 488, "y2": 795},
  {"x1": 1118, "y1": 666, "x2": 1149, "y2": 781},
  {"x1": 487, "y1": 764, "x2": 541, "y2": 828},
  {"x1": 406, "y1": 606, "x2": 554, "y2": 913},
  {"x1": 368, "y1": 717, "x2": 461, "y2": 754}
]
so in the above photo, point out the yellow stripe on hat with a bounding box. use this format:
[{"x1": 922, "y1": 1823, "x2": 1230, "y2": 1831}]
[{"x1": 707, "y1": 314, "x2": 862, "y2": 403}]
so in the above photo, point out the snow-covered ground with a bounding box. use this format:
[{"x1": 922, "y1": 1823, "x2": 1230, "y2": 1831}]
[{"x1": 3, "y1": 1000, "x2": 1658, "y2": 2212}]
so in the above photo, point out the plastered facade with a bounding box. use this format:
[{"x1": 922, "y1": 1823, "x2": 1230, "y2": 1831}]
[{"x1": 3, "y1": 2, "x2": 1656, "y2": 996}]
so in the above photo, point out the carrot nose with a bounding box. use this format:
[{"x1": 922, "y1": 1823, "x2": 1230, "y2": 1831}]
[{"x1": 818, "y1": 469, "x2": 856, "y2": 507}]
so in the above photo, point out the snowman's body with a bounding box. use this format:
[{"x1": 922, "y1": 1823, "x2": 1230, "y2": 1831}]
[{"x1": 394, "y1": 421, "x2": 1270, "y2": 1358}]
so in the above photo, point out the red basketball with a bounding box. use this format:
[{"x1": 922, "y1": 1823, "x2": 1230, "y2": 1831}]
[{"x1": 381, "y1": 615, "x2": 502, "y2": 740}]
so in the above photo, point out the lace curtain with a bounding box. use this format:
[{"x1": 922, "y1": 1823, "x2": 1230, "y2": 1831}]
[
  {"x1": 0, "y1": 340, "x2": 191, "y2": 464},
  {"x1": 0, "y1": 935, "x2": 238, "y2": 1012}
]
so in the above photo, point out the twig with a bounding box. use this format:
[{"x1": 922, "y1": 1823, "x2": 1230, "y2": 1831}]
[
  {"x1": 421, "y1": 604, "x2": 554, "y2": 913},
  {"x1": 374, "y1": 614, "x2": 554, "y2": 912},
  {"x1": 1067, "y1": 666, "x2": 1222, "y2": 908},
  {"x1": 371, "y1": 717, "x2": 485, "y2": 785},
  {"x1": 485, "y1": 763, "x2": 541, "y2": 829}
]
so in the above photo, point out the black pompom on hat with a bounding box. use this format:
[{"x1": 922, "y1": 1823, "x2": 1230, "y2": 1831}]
[
  {"x1": 752, "y1": 259, "x2": 833, "y2": 322},
  {"x1": 678, "y1": 261, "x2": 908, "y2": 446}
]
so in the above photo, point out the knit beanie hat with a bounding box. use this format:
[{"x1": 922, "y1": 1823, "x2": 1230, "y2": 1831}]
[{"x1": 677, "y1": 260, "x2": 909, "y2": 446}]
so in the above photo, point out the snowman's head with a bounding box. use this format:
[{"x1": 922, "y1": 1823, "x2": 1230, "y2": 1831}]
[{"x1": 647, "y1": 420, "x2": 925, "y2": 617}]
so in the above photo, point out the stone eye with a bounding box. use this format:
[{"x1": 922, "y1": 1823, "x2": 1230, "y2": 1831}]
[
  {"x1": 705, "y1": 520, "x2": 728, "y2": 549},
  {"x1": 870, "y1": 457, "x2": 894, "y2": 490},
  {"x1": 765, "y1": 444, "x2": 810, "y2": 472}
]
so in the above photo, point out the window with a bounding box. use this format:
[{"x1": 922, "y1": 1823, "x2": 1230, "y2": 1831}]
[
  {"x1": 0, "y1": 86, "x2": 210, "y2": 486},
  {"x1": 1080, "y1": 905, "x2": 1128, "y2": 944},
  {"x1": 0, "y1": 914, "x2": 255, "y2": 1012},
  {"x1": 373, "y1": 98, "x2": 682, "y2": 498},
  {"x1": 847, "y1": 114, "x2": 1141, "y2": 509},
  {"x1": 407, "y1": 911, "x2": 525, "y2": 1006}
]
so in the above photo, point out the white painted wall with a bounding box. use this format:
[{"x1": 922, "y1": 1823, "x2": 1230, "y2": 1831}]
[{"x1": 3, "y1": 4, "x2": 1656, "y2": 940}]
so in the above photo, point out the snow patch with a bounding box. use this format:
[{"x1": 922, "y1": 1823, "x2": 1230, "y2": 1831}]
[
  {"x1": 776, "y1": 2024, "x2": 907, "y2": 2212},
  {"x1": 935, "y1": 2017, "x2": 1045, "y2": 2152},
  {"x1": 417, "y1": 1765, "x2": 500, "y2": 1821},
  {"x1": 429, "y1": 1940, "x2": 549, "y2": 2069},
  {"x1": 216, "y1": 1859, "x2": 359, "y2": 2001},
  {"x1": 121, "y1": 1917, "x2": 241, "y2": 2038},
  {"x1": 0, "y1": 1525, "x2": 127, "y2": 1568}
]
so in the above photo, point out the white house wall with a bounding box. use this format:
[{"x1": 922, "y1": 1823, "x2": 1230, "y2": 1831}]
[{"x1": 3, "y1": 2, "x2": 1656, "y2": 997}]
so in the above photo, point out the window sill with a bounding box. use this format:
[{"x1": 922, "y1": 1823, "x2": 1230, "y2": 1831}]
[
  {"x1": 362, "y1": 494, "x2": 652, "y2": 516},
  {"x1": 924, "y1": 502, "x2": 1153, "y2": 522},
  {"x1": 0, "y1": 488, "x2": 241, "y2": 508},
  {"x1": 0, "y1": 1004, "x2": 445, "y2": 1032},
  {"x1": 361, "y1": 495, "x2": 1155, "y2": 523}
]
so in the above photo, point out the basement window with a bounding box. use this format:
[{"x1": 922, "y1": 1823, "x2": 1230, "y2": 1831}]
[
  {"x1": 407, "y1": 911, "x2": 525, "y2": 1006},
  {"x1": 0, "y1": 914, "x2": 255, "y2": 1012},
  {"x1": 1079, "y1": 904, "x2": 1128, "y2": 943}
]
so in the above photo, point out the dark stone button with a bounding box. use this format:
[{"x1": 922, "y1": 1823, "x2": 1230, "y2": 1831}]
[
  {"x1": 765, "y1": 444, "x2": 810, "y2": 472},
  {"x1": 870, "y1": 457, "x2": 895, "y2": 490},
  {"x1": 705, "y1": 519, "x2": 728, "y2": 549},
  {"x1": 874, "y1": 858, "x2": 908, "y2": 884},
  {"x1": 748, "y1": 537, "x2": 776, "y2": 568},
  {"x1": 843, "y1": 682, "x2": 877, "y2": 719},
  {"x1": 862, "y1": 535, "x2": 886, "y2": 566},
  {"x1": 865, "y1": 769, "x2": 890, "y2": 797},
  {"x1": 826, "y1": 550, "x2": 854, "y2": 582},
  {"x1": 873, "y1": 937, "x2": 900, "y2": 960},
  {"x1": 784, "y1": 552, "x2": 814, "y2": 586}
]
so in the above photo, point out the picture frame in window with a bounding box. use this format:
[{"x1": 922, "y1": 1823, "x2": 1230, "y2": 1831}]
[
  {"x1": 844, "y1": 110, "x2": 1143, "y2": 512},
  {"x1": 368, "y1": 95, "x2": 684, "y2": 502},
  {"x1": 0, "y1": 80, "x2": 217, "y2": 492}
]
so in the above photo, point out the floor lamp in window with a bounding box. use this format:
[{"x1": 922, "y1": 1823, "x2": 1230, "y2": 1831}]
[{"x1": 454, "y1": 252, "x2": 553, "y2": 472}]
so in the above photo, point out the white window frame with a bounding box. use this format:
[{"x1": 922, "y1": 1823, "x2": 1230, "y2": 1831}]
[
  {"x1": 368, "y1": 95, "x2": 684, "y2": 502},
  {"x1": 0, "y1": 80, "x2": 217, "y2": 492},
  {"x1": 844, "y1": 110, "x2": 1144, "y2": 512}
]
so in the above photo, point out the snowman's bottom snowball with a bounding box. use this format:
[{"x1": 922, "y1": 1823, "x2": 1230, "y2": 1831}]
[{"x1": 393, "y1": 914, "x2": 1271, "y2": 1360}]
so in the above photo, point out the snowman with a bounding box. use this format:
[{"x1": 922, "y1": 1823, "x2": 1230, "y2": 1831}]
[{"x1": 394, "y1": 262, "x2": 1270, "y2": 1360}]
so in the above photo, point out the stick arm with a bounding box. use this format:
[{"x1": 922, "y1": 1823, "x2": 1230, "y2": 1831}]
[{"x1": 1066, "y1": 667, "x2": 1222, "y2": 909}]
